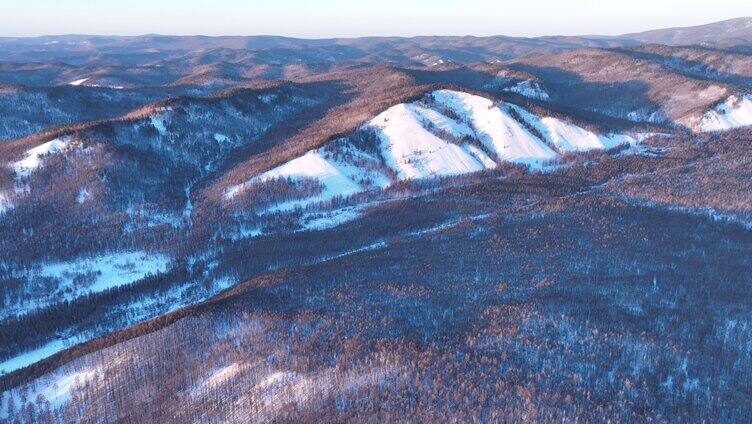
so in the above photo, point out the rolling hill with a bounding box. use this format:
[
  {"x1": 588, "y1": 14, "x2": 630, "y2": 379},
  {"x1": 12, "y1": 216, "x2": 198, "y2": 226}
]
[{"x1": 1, "y1": 17, "x2": 752, "y2": 423}]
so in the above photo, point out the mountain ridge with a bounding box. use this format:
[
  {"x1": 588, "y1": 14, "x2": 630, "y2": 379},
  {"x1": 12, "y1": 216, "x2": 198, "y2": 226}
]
[
  {"x1": 2, "y1": 15, "x2": 752, "y2": 423},
  {"x1": 2, "y1": 17, "x2": 750, "y2": 48}
]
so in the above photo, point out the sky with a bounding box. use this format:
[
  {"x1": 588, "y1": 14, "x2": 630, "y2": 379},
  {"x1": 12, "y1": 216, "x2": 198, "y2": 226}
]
[{"x1": 0, "y1": 0, "x2": 750, "y2": 38}]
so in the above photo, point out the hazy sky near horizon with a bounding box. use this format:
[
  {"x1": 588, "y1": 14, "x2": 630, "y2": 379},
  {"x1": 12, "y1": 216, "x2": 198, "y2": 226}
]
[{"x1": 1, "y1": 0, "x2": 750, "y2": 38}]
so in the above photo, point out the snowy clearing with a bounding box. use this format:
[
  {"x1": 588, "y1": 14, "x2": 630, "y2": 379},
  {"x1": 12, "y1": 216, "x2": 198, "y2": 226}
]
[
  {"x1": 0, "y1": 338, "x2": 72, "y2": 375},
  {"x1": 701, "y1": 94, "x2": 752, "y2": 132},
  {"x1": 260, "y1": 151, "x2": 364, "y2": 204},
  {"x1": 40, "y1": 369, "x2": 97, "y2": 406},
  {"x1": 36, "y1": 251, "x2": 170, "y2": 295},
  {"x1": 12, "y1": 137, "x2": 70, "y2": 178},
  {"x1": 0, "y1": 364, "x2": 98, "y2": 419},
  {"x1": 226, "y1": 140, "x2": 389, "y2": 209},
  {"x1": 3, "y1": 251, "x2": 170, "y2": 320}
]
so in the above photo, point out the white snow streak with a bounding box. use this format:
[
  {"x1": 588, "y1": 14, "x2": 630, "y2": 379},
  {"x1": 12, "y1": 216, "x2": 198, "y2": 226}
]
[
  {"x1": 202, "y1": 363, "x2": 243, "y2": 388},
  {"x1": 301, "y1": 207, "x2": 361, "y2": 231},
  {"x1": 68, "y1": 78, "x2": 89, "y2": 86}
]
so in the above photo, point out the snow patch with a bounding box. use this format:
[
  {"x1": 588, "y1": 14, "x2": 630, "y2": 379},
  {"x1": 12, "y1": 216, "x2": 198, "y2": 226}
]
[
  {"x1": 68, "y1": 78, "x2": 89, "y2": 86},
  {"x1": 39, "y1": 252, "x2": 170, "y2": 293},
  {"x1": 0, "y1": 192, "x2": 11, "y2": 215},
  {"x1": 3, "y1": 251, "x2": 170, "y2": 320},
  {"x1": 150, "y1": 115, "x2": 167, "y2": 135},
  {"x1": 76, "y1": 188, "x2": 91, "y2": 204},
  {"x1": 37, "y1": 251, "x2": 169, "y2": 295},
  {"x1": 254, "y1": 151, "x2": 364, "y2": 209},
  {"x1": 37, "y1": 369, "x2": 97, "y2": 407},
  {"x1": 504, "y1": 80, "x2": 550, "y2": 100},
  {"x1": 227, "y1": 140, "x2": 390, "y2": 210},
  {"x1": 259, "y1": 93, "x2": 278, "y2": 104},
  {"x1": 1, "y1": 365, "x2": 98, "y2": 419},
  {"x1": 227, "y1": 226, "x2": 263, "y2": 241},
  {"x1": 255, "y1": 371, "x2": 298, "y2": 390},
  {"x1": 411, "y1": 104, "x2": 474, "y2": 138},
  {"x1": 463, "y1": 143, "x2": 497, "y2": 168},
  {"x1": 301, "y1": 207, "x2": 361, "y2": 231},
  {"x1": 701, "y1": 94, "x2": 752, "y2": 132},
  {"x1": 12, "y1": 138, "x2": 70, "y2": 177},
  {"x1": 203, "y1": 363, "x2": 242, "y2": 388},
  {"x1": 627, "y1": 109, "x2": 666, "y2": 124}
]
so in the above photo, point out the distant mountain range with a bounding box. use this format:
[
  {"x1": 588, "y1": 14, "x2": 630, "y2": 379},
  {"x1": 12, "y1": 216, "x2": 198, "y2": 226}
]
[
  {"x1": 623, "y1": 16, "x2": 752, "y2": 45},
  {"x1": 1, "y1": 17, "x2": 751, "y2": 64}
]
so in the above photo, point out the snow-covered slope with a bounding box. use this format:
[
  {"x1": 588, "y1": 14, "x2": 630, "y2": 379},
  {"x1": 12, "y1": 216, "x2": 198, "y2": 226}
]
[
  {"x1": 239, "y1": 149, "x2": 382, "y2": 211},
  {"x1": 508, "y1": 104, "x2": 633, "y2": 152},
  {"x1": 431, "y1": 90, "x2": 558, "y2": 167},
  {"x1": 542, "y1": 118, "x2": 633, "y2": 152},
  {"x1": 701, "y1": 94, "x2": 752, "y2": 132},
  {"x1": 371, "y1": 103, "x2": 493, "y2": 179},
  {"x1": 11, "y1": 137, "x2": 70, "y2": 178},
  {"x1": 227, "y1": 90, "x2": 638, "y2": 209}
]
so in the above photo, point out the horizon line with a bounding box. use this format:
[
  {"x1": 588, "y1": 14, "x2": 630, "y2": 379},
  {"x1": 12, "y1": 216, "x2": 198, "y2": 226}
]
[{"x1": 0, "y1": 16, "x2": 748, "y2": 41}]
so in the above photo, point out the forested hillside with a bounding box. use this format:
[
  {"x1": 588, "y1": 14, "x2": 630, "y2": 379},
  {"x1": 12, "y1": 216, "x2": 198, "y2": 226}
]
[{"x1": 2, "y1": 17, "x2": 752, "y2": 423}]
